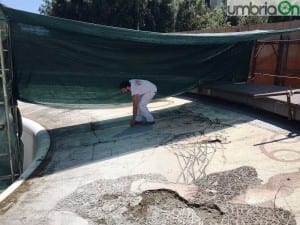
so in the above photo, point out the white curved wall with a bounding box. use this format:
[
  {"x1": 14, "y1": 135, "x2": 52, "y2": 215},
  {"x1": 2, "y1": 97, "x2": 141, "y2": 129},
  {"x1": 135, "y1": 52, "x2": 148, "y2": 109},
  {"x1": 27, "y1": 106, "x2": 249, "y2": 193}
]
[
  {"x1": 0, "y1": 118, "x2": 50, "y2": 203},
  {"x1": 20, "y1": 118, "x2": 50, "y2": 179},
  {"x1": 22, "y1": 120, "x2": 35, "y2": 170}
]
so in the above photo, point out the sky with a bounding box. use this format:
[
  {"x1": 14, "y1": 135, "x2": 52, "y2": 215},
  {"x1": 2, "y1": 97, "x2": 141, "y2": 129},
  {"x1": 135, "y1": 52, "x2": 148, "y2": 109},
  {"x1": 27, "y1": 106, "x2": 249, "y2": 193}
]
[{"x1": 0, "y1": 0, "x2": 43, "y2": 13}]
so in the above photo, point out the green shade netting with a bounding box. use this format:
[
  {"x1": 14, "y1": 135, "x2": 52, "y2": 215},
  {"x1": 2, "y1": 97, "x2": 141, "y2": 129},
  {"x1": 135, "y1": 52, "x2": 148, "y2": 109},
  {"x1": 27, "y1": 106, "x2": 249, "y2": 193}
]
[{"x1": 1, "y1": 5, "x2": 300, "y2": 105}]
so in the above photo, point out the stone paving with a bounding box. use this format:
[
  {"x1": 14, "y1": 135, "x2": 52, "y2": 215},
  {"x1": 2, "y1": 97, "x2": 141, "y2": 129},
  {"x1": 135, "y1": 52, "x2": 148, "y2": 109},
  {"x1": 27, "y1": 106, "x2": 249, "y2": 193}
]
[{"x1": 0, "y1": 96, "x2": 299, "y2": 225}]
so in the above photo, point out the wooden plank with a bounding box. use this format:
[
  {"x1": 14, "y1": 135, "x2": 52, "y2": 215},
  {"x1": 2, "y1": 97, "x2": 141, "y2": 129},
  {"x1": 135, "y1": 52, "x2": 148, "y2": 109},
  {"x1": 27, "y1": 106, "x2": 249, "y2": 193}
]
[{"x1": 253, "y1": 90, "x2": 300, "y2": 98}]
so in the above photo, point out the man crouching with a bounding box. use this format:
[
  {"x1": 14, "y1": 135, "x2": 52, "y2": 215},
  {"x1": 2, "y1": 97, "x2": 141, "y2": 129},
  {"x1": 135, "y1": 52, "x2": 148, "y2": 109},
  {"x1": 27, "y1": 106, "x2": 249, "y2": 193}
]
[{"x1": 120, "y1": 79, "x2": 157, "y2": 127}]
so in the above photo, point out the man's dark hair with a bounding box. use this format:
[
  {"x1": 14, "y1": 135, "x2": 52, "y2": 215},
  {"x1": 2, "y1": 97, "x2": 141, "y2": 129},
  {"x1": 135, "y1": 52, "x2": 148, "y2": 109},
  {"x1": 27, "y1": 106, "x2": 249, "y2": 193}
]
[{"x1": 119, "y1": 80, "x2": 130, "y2": 89}]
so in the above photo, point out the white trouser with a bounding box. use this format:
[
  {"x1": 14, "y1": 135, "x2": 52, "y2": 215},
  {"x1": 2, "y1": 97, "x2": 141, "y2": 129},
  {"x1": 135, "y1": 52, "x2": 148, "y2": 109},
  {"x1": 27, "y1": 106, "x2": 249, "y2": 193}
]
[{"x1": 136, "y1": 92, "x2": 156, "y2": 122}]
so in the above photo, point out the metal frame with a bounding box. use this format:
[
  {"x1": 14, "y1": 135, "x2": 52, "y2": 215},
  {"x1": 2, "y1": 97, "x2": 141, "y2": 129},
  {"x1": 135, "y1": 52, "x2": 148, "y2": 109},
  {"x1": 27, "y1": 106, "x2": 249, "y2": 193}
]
[
  {"x1": 248, "y1": 36, "x2": 300, "y2": 87},
  {"x1": 0, "y1": 21, "x2": 22, "y2": 183},
  {"x1": 253, "y1": 89, "x2": 300, "y2": 120},
  {"x1": 0, "y1": 27, "x2": 15, "y2": 182}
]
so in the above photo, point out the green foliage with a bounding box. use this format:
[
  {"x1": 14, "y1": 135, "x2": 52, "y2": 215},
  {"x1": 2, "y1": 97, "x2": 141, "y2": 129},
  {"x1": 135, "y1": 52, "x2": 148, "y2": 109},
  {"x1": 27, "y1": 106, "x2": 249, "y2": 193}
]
[
  {"x1": 175, "y1": 0, "x2": 209, "y2": 31},
  {"x1": 39, "y1": 0, "x2": 52, "y2": 15},
  {"x1": 205, "y1": 8, "x2": 231, "y2": 30},
  {"x1": 237, "y1": 16, "x2": 268, "y2": 26},
  {"x1": 38, "y1": 0, "x2": 274, "y2": 32}
]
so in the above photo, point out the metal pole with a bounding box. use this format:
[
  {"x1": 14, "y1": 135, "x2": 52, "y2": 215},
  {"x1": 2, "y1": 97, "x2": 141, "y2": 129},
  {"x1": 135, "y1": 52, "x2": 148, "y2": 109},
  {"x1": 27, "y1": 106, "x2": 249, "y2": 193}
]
[
  {"x1": 253, "y1": 90, "x2": 300, "y2": 121},
  {"x1": 287, "y1": 91, "x2": 292, "y2": 120},
  {"x1": 0, "y1": 29, "x2": 15, "y2": 182},
  {"x1": 253, "y1": 90, "x2": 300, "y2": 98},
  {"x1": 7, "y1": 21, "x2": 23, "y2": 174}
]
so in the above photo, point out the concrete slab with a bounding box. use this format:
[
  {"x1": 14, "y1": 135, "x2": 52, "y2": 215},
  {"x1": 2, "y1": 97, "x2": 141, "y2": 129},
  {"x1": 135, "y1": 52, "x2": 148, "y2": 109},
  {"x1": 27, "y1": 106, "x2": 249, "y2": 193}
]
[
  {"x1": 0, "y1": 96, "x2": 299, "y2": 225},
  {"x1": 194, "y1": 82, "x2": 300, "y2": 121}
]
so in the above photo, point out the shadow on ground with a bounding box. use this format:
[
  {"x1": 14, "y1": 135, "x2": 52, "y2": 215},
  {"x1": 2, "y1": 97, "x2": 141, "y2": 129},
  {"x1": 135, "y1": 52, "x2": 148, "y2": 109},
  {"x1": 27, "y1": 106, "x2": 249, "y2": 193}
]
[{"x1": 30, "y1": 95, "x2": 300, "y2": 178}]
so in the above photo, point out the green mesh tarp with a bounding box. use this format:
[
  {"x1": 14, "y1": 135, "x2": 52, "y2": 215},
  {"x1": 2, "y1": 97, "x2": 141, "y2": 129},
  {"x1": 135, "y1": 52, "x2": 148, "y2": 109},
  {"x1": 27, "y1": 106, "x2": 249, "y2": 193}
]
[{"x1": 1, "y1": 5, "x2": 300, "y2": 104}]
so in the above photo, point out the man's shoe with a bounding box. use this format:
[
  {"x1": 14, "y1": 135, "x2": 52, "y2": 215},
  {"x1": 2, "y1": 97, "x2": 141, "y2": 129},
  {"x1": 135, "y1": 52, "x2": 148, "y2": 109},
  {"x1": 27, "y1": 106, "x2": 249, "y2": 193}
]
[
  {"x1": 145, "y1": 121, "x2": 155, "y2": 125},
  {"x1": 134, "y1": 121, "x2": 144, "y2": 125}
]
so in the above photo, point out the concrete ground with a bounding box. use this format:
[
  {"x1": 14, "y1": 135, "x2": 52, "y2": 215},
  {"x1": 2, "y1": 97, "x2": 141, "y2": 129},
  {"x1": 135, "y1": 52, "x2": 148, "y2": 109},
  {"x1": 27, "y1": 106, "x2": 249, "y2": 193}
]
[{"x1": 0, "y1": 95, "x2": 299, "y2": 225}]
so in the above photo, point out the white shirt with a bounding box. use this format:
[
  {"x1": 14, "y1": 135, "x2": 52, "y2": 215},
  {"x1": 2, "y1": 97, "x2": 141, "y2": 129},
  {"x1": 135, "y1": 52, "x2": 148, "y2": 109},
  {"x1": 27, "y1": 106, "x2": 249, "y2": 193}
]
[{"x1": 130, "y1": 79, "x2": 157, "y2": 96}]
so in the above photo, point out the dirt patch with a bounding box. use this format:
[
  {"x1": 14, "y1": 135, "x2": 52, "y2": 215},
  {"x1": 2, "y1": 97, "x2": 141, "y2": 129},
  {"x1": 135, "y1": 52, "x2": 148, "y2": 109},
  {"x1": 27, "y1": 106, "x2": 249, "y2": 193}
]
[
  {"x1": 56, "y1": 170, "x2": 296, "y2": 225},
  {"x1": 0, "y1": 181, "x2": 31, "y2": 215},
  {"x1": 125, "y1": 189, "x2": 222, "y2": 224}
]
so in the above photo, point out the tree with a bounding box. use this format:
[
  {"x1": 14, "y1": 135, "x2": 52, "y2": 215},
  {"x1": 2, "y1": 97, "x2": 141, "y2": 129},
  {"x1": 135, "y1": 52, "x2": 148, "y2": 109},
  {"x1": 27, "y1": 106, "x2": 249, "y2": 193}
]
[
  {"x1": 175, "y1": 0, "x2": 196, "y2": 31},
  {"x1": 39, "y1": 0, "x2": 52, "y2": 15},
  {"x1": 175, "y1": 0, "x2": 209, "y2": 31},
  {"x1": 205, "y1": 8, "x2": 231, "y2": 30},
  {"x1": 51, "y1": 0, "x2": 68, "y2": 18},
  {"x1": 38, "y1": 0, "x2": 270, "y2": 32}
]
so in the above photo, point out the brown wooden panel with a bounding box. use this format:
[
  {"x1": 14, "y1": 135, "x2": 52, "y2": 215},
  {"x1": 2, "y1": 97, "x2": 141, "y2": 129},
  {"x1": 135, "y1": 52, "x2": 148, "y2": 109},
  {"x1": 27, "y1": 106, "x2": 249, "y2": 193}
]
[
  {"x1": 249, "y1": 73, "x2": 275, "y2": 85},
  {"x1": 285, "y1": 43, "x2": 300, "y2": 76},
  {"x1": 283, "y1": 42, "x2": 300, "y2": 88},
  {"x1": 283, "y1": 77, "x2": 300, "y2": 88},
  {"x1": 288, "y1": 32, "x2": 300, "y2": 40},
  {"x1": 254, "y1": 44, "x2": 278, "y2": 75},
  {"x1": 248, "y1": 38, "x2": 300, "y2": 88}
]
